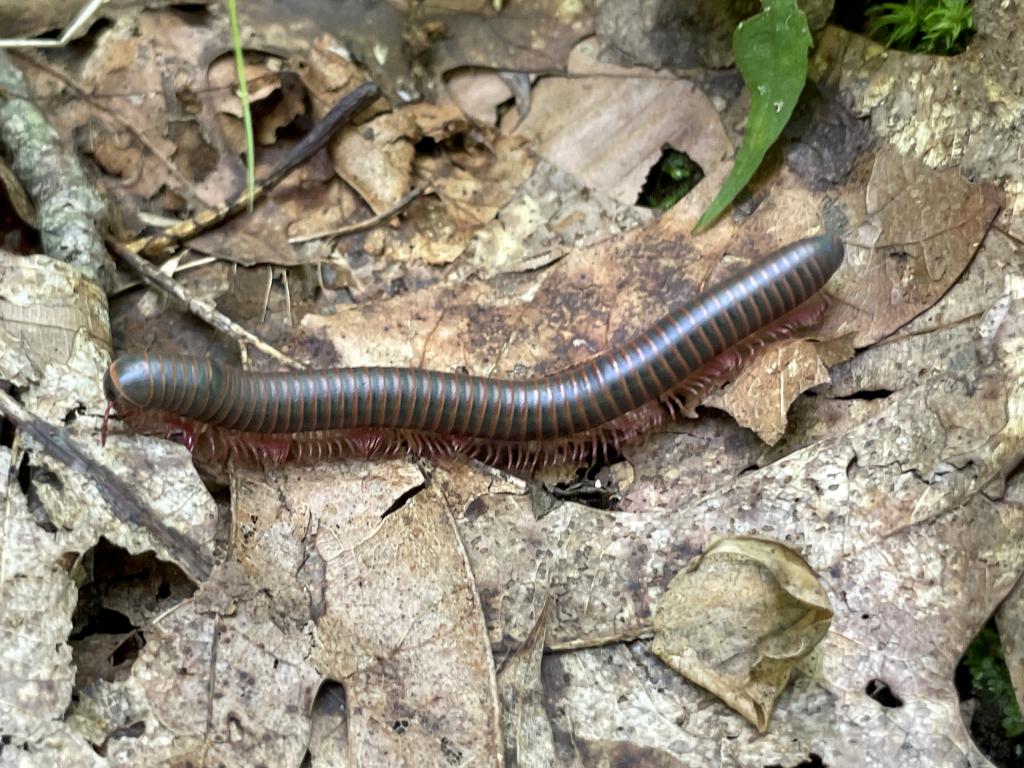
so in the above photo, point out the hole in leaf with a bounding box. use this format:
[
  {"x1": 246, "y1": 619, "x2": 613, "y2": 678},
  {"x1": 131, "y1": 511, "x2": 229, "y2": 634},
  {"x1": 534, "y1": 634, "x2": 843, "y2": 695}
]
[
  {"x1": 304, "y1": 679, "x2": 348, "y2": 763},
  {"x1": 637, "y1": 148, "x2": 704, "y2": 210},
  {"x1": 0, "y1": 411, "x2": 14, "y2": 449},
  {"x1": 380, "y1": 482, "x2": 426, "y2": 520},
  {"x1": 547, "y1": 458, "x2": 624, "y2": 511},
  {"x1": 766, "y1": 753, "x2": 826, "y2": 768},
  {"x1": 70, "y1": 538, "x2": 195, "y2": 689},
  {"x1": 866, "y1": 678, "x2": 904, "y2": 708},
  {"x1": 835, "y1": 389, "x2": 894, "y2": 401}
]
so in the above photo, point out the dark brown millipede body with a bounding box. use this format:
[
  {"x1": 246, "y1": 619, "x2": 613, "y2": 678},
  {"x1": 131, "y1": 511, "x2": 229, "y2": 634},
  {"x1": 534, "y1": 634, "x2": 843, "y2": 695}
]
[{"x1": 104, "y1": 234, "x2": 844, "y2": 468}]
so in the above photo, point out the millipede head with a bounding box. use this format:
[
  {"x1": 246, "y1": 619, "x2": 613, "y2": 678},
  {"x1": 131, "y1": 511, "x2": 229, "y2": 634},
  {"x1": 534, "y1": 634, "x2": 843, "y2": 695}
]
[{"x1": 104, "y1": 353, "x2": 156, "y2": 410}]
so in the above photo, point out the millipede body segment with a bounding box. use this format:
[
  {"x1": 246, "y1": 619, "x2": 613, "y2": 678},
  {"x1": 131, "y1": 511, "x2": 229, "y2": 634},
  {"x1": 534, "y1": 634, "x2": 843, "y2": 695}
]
[{"x1": 104, "y1": 234, "x2": 844, "y2": 469}]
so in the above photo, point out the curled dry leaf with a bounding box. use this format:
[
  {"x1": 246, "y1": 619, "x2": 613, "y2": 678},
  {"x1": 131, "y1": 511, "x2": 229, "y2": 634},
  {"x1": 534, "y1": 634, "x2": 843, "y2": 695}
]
[
  {"x1": 303, "y1": 36, "x2": 416, "y2": 214},
  {"x1": 651, "y1": 536, "x2": 833, "y2": 733},
  {"x1": 444, "y1": 69, "x2": 516, "y2": 126}
]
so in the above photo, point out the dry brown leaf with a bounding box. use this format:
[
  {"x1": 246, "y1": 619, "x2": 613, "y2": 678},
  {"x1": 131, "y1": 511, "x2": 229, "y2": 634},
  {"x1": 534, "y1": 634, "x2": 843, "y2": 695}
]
[
  {"x1": 652, "y1": 537, "x2": 833, "y2": 733},
  {"x1": 23, "y1": 9, "x2": 239, "y2": 208},
  {"x1": 444, "y1": 68, "x2": 516, "y2": 126},
  {"x1": 231, "y1": 462, "x2": 503, "y2": 767},
  {"x1": 762, "y1": 231, "x2": 1023, "y2": 468},
  {"x1": 828, "y1": 152, "x2": 1003, "y2": 347},
  {"x1": 210, "y1": 60, "x2": 308, "y2": 151},
  {"x1": 425, "y1": 1, "x2": 593, "y2": 79},
  {"x1": 328, "y1": 113, "x2": 415, "y2": 214},
  {"x1": 505, "y1": 38, "x2": 733, "y2": 205},
  {"x1": 20, "y1": 14, "x2": 354, "y2": 272},
  {"x1": 93, "y1": 562, "x2": 321, "y2": 766},
  {"x1": 378, "y1": 134, "x2": 535, "y2": 266},
  {"x1": 619, "y1": 412, "x2": 765, "y2": 513},
  {"x1": 451, "y1": 157, "x2": 653, "y2": 281},
  {"x1": 708, "y1": 338, "x2": 831, "y2": 444},
  {"x1": 328, "y1": 101, "x2": 473, "y2": 218},
  {"x1": 301, "y1": 36, "x2": 411, "y2": 214}
]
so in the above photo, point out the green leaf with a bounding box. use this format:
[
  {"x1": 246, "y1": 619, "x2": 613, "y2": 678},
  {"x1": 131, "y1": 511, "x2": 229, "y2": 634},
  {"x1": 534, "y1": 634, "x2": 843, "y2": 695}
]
[{"x1": 695, "y1": 0, "x2": 812, "y2": 233}]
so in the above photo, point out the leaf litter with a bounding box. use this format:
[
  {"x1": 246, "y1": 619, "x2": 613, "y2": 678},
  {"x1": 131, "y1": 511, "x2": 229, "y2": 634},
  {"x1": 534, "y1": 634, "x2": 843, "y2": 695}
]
[{"x1": 0, "y1": 2, "x2": 1021, "y2": 767}]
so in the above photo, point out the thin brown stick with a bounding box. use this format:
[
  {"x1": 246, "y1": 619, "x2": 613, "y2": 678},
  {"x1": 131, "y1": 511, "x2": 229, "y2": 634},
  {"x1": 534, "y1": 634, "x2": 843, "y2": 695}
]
[
  {"x1": 0, "y1": 387, "x2": 213, "y2": 580},
  {"x1": 106, "y1": 239, "x2": 306, "y2": 369},
  {"x1": 124, "y1": 82, "x2": 382, "y2": 257},
  {"x1": 288, "y1": 185, "x2": 426, "y2": 244}
]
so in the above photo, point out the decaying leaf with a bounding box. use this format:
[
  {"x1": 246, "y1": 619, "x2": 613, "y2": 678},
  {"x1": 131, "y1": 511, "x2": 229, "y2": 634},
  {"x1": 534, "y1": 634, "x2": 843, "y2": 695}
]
[
  {"x1": 0, "y1": 253, "x2": 110, "y2": 414},
  {"x1": 450, "y1": 156, "x2": 653, "y2": 281},
  {"x1": 91, "y1": 562, "x2": 321, "y2": 766},
  {"x1": 231, "y1": 462, "x2": 503, "y2": 766},
  {"x1": 652, "y1": 537, "x2": 833, "y2": 732},
  {"x1": 0, "y1": 444, "x2": 78, "y2": 742},
  {"x1": 707, "y1": 337, "x2": 832, "y2": 444}
]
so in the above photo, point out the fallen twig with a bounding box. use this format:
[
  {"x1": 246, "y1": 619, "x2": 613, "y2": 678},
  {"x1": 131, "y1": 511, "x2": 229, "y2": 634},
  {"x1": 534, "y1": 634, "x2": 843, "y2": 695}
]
[
  {"x1": 106, "y1": 239, "x2": 306, "y2": 369},
  {"x1": 0, "y1": 387, "x2": 213, "y2": 580},
  {"x1": 288, "y1": 184, "x2": 426, "y2": 244}
]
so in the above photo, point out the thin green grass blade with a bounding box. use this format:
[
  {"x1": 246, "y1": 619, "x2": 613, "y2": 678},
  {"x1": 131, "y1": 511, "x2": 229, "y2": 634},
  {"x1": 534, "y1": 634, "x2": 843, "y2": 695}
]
[{"x1": 226, "y1": 0, "x2": 255, "y2": 210}]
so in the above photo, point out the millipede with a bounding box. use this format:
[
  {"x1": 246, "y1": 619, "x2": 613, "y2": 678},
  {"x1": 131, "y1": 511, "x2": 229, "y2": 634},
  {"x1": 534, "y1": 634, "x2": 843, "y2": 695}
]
[{"x1": 103, "y1": 234, "x2": 844, "y2": 470}]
